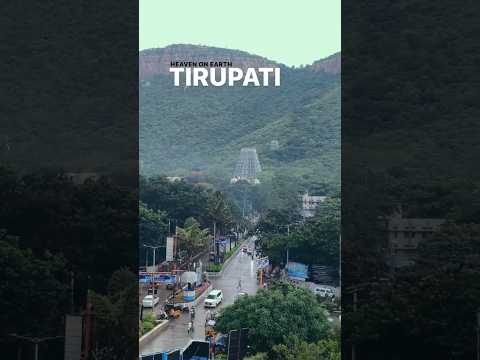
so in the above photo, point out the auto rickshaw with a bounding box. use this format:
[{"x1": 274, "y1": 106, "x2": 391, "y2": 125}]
[
  {"x1": 205, "y1": 318, "x2": 217, "y2": 340},
  {"x1": 164, "y1": 303, "x2": 182, "y2": 319}
]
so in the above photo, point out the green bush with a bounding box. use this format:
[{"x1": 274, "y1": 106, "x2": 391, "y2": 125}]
[
  {"x1": 224, "y1": 243, "x2": 241, "y2": 260},
  {"x1": 142, "y1": 321, "x2": 155, "y2": 334},
  {"x1": 142, "y1": 313, "x2": 157, "y2": 334},
  {"x1": 207, "y1": 263, "x2": 222, "y2": 272}
]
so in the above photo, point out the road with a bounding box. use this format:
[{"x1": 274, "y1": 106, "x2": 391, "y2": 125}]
[{"x1": 140, "y1": 238, "x2": 258, "y2": 355}]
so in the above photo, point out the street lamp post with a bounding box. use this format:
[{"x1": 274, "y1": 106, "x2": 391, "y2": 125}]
[
  {"x1": 143, "y1": 244, "x2": 164, "y2": 271},
  {"x1": 9, "y1": 334, "x2": 63, "y2": 360},
  {"x1": 352, "y1": 289, "x2": 357, "y2": 360},
  {"x1": 477, "y1": 309, "x2": 480, "y2": 360},
  {"x1": 286, "y1": 224, "x2": 290, "y2": 265},
  {"x1": 345, "y1": 279, "x2": 389, "y2": 360}
]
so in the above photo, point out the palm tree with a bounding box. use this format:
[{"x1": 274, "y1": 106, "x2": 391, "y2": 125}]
[
  {"x1": 176, "y1": 217, "x2": 210, "y2": 260},
  {"x1": 206, "y1": 191, "x2": 233, "y2": 241}
]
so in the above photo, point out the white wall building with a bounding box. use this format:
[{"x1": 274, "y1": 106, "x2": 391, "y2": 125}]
[
  {"x1": 386, "y1": 213, "x2": 445, "y2": 268},
  {"x1": 301, "y1": 193, "x2": 327, "y2": 218}
]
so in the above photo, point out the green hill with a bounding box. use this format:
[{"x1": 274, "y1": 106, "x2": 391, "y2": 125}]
[{"x1": 140, "y1": 45, "x2": 340, "y2": 194}]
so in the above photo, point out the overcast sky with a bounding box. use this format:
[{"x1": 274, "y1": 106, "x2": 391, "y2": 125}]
[{"x1": 140, "y1": 0, "x2": 340, "y2": 67}]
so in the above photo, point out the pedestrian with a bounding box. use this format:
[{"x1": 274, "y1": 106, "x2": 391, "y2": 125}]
[
  {"x1": 238, "y1": 279, "x2": 242, "y2": 289},
  {"x1": 187, "y1": 321, "x2": 193, "y2": 335}
]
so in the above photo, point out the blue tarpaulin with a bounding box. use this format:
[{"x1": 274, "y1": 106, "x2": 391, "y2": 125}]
[{"x1": 286, "y1": 262, "x2": 308, "y2": 281}]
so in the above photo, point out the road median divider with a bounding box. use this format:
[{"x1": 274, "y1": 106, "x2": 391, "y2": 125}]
[
  {"x1": 205, "y1": 239, "x2": 246, "y2": 278},
  {"x1": 139, "y1": 320, "x2": 169, "y2": 349}
]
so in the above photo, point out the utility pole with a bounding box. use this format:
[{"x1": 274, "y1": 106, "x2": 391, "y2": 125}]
[
  {"x1": 84, "y1": 287, "x2": 92, "y2": 360},
  {"x1": 477, "y1": 309, "x2": 480, "y2": 360},
  {"x1": 242, "y1": 187, "x2": 247, "y2": 218},
  {"x1": 70, "y1": 271, "x2": 75, "y2": 313},
  {"x1": 286, "y1": 225, "x2": 290, "y2": 265},
  {"x1": 213, "y1": 222, "x2": 217, "y2": 259},
  {"x1": 352, "y1": 289, "x2": 357, "y2": 360}
]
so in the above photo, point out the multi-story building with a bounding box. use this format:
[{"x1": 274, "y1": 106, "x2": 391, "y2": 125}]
[
  {"x1": 386, "y1": 213, "x2": 445, "y2": 268},
  {"x1": 301, "y1": 192, "x2": 327, "y2": 218}
]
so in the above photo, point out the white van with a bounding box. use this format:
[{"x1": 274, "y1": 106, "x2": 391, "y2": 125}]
[
  {"x1": 142, "y1": 295, "x2": 159, "y2": 308},
  {"x1": 204, "y1": 289, "x2": 223, "y2": 308}
]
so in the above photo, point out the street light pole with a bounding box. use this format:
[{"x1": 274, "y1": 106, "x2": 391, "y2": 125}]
[
  {"x1": 476, "y1": 309, "x2": 480, "y2": 360},
  {"x1": 9, "y1": 335, "x2": 63, "y2": 360},
  {"x1": 287, "y1": 225, "x2": 290, "y2": 265},
  {"x1": 153, "y1": 248, "x2": 156, "y2": 270},
  {"x1": 352, "y1": 289, "x2": 357, "y2": 360},
  {"x1": 143, "y1": 244, "x2": 164, "y2": 271}
]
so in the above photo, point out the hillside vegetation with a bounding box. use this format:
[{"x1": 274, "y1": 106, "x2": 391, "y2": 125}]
[{"x1": 140, "y1": 45, "x2": 340, "y2": 195}]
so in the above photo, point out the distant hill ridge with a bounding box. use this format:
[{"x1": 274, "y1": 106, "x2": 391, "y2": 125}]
[
  {"x1": 140, "y1": 45, "x2": 341, "y2": 194},
  {"x1": 139, "y1": 44, "x2": 340, "y2": 80}
]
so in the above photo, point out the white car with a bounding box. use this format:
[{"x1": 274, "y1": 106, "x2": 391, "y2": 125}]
[
  {"x1": 142, "y1": 295, "x2": 159, "y2": 308},
  {"x1": 314, "y1": 287, "x2": 335, "y2": 298},
  {"x1": 204, "y1": 289, "x2": 223, "y2": 308},
  {"x1": 236, "y1": 292, "x2": 248, "y2": 300}
]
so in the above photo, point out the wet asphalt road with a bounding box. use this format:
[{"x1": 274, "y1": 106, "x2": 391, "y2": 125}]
[{"x1": 140, "y1": 238, "x2": 258, "y2": 355}]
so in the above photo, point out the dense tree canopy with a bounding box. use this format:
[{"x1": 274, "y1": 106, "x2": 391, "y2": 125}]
[
  {"x1": 91, "y1": 268, "x2": 138, "y2": 360},
  {"x1": 215, "y1": 283, "x2": 332, "y2": 354},
  {"x1": 0, "y1": 168, "x2": 138, "y2": 358},
  {"x1": 344, "y1": 224, "x2": 480, "y2": 359},
  {"x1": 176, "y1": 217, "x2": 210, "y2": 260},
  {"x1": 0, "y1": 238, "x2": 69, "y2": 337},
  {"x1": 257, "y1": 198, "x2": 340, "y2": 267},
  {"x1": 140, "y1": 176, "x2": 239, "y2": 234}
]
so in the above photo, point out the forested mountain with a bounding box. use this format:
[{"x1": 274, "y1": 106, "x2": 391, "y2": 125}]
[{"x1": 140, "y1": 45, "x2": 340, "y2": 195}]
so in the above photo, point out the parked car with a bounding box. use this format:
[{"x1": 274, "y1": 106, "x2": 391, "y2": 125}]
[
  {"x1": 166, "y1": 283, "x2": 175, "y2": 290},
  {"x1": 142, "y1": 295, "x2": 159, "y2": 308},
  {"x1": 204, "y1": 289, "x2": 223, "y2": 308},
  {"x1": 236, "y1": 292, "x2": 247, "y2": 300},
  {"x1": 313, "y1": 286, "x2": 335, "y2": 298},
  {"x1": 147, "y1": 287, "x2": 159, "y2": 295}
]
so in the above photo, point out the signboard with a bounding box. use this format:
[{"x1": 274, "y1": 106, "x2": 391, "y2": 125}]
[
  {"x1": 166, "y1": 237, "x2": 174, "y2": 261},
  {"x1": 64, "y1": 315, "x2": 82, "y2": 360},
  {"x1": 215, "y1": 239, "x2": 227, "y2": 245},
  {"x1": 139, "y1": 273, "x2": 176, "y2": 284}
]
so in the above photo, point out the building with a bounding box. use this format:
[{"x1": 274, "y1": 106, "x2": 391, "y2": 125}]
[
  {"x1": 301, "y1": 192, "x2": 327, "y2": 218},
  {"x1": 269, "y1": 140, "x2": 279, "y2": 151},
  {"x1": 386, "y1": 213, "x2": 445, "y2": 268}
]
